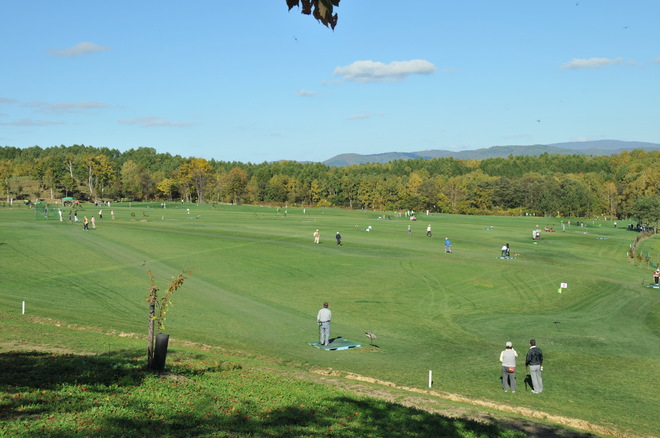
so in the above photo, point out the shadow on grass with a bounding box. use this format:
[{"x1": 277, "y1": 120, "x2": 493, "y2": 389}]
[
  {"x1": 99, "y1": 396, "x2": 519, "y2": 438},
  {"x1": 0, "y1": 350, "x2": 148, "y2": 389},
  {"x1": 0, "y1": 351, "x2": 595, "y2": 437}
]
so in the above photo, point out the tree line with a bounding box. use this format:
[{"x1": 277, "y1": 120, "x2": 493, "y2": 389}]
[{"x1": 1, "y1": 144, "x2": 658, "y2": 221}]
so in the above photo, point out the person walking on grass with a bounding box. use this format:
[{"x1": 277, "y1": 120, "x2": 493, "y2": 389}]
[
  {"x1": 500, "y1": 341, "x2": 518, "y2": 393},
  {"x1": 426, "y1": 224, "x2": 432, "y2": 237},
  {"x1": 313, "y1": 229, "x2": 320, "y2": 244},
  {"x1": 83, "y1": 216, "x2": 89, "y2": 231},
  {"x1": 317, "y1": 302, "x2": 332, "y2": 345},
  {"x1": 653, "y1": 268, "x2": 660, "y2": 285},
  {"x1": 336, "y1": 232, "x2": 342, "y2": 246},
  {"x1": 526, "y1": 339, "x2": 544, "y2": 393},
  {"x1": 444, "y1": 237, "x2": 452, "y2": 253}
]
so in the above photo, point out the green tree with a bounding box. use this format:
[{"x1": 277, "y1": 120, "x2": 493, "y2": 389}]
[
  {"x1": 81, "y1": 154, "x2": 116, "y2": 200},
  {"x1": 121, "y1": 160, "x2": 153, "y2": 200},
  {"x1": 443, "y1": 176, "x2": 467, "y2": 213},
  {"x1": 310, "y1": 178, "x2": 322, "y2": 204},
  {"x1": 629, "y1": 197, "x2": 660, "y2": 229},
  {"x1": 265, "y1": 174, "x2": 291, "y2": 203},
  {"x1": 223, "y1": 167, "x2": 248, "y2": 204},
  {"x1": 32, "y1": 156, "x2": 65, "y2": 200},
  {"x1": 519, "y1": 173, "x2": 546, "y2": 214},
  {"x1": 0, "y1": 160, "x2": 13, "y2": 202},
  {"x1": 557, "y1": 174, "x2": 593, "y2": 217},
  {"x1": 61, "y1": 173, "x2": 78, "y2": 198}
]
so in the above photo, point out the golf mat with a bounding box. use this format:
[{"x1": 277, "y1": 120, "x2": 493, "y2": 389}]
[
  {"x1": 309, "y1": 337, "x2": 361, "y2": 351},
  {"x1": 645, "y1": 284, "x2": 660, "y2": 289},
  {"x1": 497, "y1": 256, "x2": 517, "y2": 259}
]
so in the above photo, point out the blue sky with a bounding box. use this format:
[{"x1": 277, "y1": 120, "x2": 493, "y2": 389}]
[{"x1": 1, "y1": 0, "x2": 658, "y2": 163}]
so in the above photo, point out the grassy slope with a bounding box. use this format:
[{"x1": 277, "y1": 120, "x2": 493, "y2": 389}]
[
  {"x1": 1, "y1": 313, "x2": 535, "y2": 438},
  {"x1": 1, "y1": 204, "x2": 658, "y2": 436}
]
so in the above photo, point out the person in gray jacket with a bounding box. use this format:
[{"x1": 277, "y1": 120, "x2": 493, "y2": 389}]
[{"x1": 499, "y1": 341, "x2": 518, "y2": 392}]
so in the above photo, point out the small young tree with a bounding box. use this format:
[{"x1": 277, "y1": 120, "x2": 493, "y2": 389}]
[{"x1": 145, "y1": 266, "x2": 191, "y2": 370}]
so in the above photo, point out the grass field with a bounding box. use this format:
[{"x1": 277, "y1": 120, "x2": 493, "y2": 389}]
[{"x1": 1, "y1": 203, "x2": 659, "y2": 436}]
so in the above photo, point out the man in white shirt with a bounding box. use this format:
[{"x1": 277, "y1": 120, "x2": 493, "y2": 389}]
[{"x1": 317, "y1": 302, "x2": 332, "y2": 345}]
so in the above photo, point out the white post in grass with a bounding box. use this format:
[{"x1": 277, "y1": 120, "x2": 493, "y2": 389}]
[
  {"x1": 428, "y1": 370, "x2": 432, "y2": 388},
  {"x1": 22, "y1": 301, "x2": 25, "y2": 315}
]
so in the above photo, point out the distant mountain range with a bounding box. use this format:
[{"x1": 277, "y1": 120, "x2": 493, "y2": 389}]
[{"x1": 322, "y1": 140, "x2": 660, "y2": 167}]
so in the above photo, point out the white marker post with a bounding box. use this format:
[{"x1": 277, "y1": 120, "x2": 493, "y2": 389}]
[
  {"x1": 22, "y1": 301, "x2": 25, "y2": 315},
  {"x1": 429, "y1": 370, "x2": 432, "y2": 388}
]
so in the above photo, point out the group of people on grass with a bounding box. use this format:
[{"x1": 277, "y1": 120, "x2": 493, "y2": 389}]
[
  {"x1": 316, "y1": 301, "x2": 545, "y2": 393},
  {"x1": 313, "y1": 225, "x2": 452, "y2": 253},
  {"x1": 312, "y1": 230, "x2": 342, "y2": 246},
  {"x1": 499, "y1": 339, "x2": 544, "y2": 393}
]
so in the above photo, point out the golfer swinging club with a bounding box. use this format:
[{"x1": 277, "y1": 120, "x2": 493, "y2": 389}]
[{"x1": 317, "y1": 302, "x2": 332, "y2": 346}]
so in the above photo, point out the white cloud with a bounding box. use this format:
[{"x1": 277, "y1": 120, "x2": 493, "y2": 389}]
[
  {"x1": 0, "y1": 97, "x2": 18, "y2": 104},
  {"x1": 347, "y1": 111, "x2": 384, "y2": 120},
  {"x1": 25, "y1": 101, "x2": 110, "y2": 113},
  {"x1": 333, "y1": 59, "x2": 436, "y2": 83},
  {"x1": 655, "y1": 58, "x2": 660, "y2": 64},
  {"x1": 348, "y1": 112, "x2": 372, "y2": 120},
  {"x1": 118, "y1": 116, "x2": 197, "y2": 128},
  {"x1": 0, "y1": 119, "x2": 64, "y2": 126},
  {"x1": 48, "y1": 42, "x2": 110, "y2": 57},
  {"x1": 560, "y1": 57, "x2": 623, "y2": 69},
  {"x1": 295, "y1": 89, "x2": 317, "y2": 97}
]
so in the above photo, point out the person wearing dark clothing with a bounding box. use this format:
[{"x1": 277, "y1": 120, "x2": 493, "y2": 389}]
[
  {"x1": 525, "y1": 339, "x2": 544, "y2": 393},
  {"x1": 335, "y1": 232, "x2": 342, "y2": 246}
]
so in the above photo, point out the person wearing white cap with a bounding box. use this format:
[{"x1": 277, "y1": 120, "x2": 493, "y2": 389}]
[
  {"x1": 499, "y1": 341, "x2": 518, "y2": 392},
  {"x1": 317, "y1": 302, "x2": 332, "y2": 345},
  {"x1": 653, "y1": 268, "x2": 660, "y2": 285}
]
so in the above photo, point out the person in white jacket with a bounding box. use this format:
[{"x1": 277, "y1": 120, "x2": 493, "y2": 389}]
[
  {"x1": 499, "y1": 341, "x2": 518, "y2": 392},
  {"x1": 317, "y1": 302, "x2": 332, "y2": 345}
]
